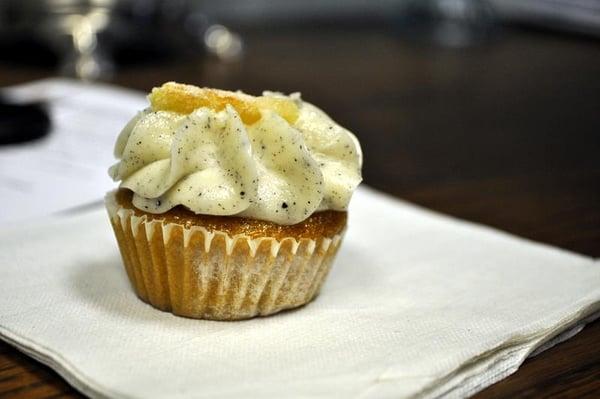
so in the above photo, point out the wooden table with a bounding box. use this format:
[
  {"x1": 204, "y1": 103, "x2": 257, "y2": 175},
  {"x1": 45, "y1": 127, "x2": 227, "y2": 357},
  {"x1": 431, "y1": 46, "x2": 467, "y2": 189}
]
[{"x1": 1, "y1": 26, "x2": 598, "y2": 398}]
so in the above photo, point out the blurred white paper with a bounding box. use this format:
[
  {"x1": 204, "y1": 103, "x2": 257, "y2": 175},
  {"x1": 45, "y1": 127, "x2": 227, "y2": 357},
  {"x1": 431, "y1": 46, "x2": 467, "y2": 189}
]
[{"x1": 0, "y1": 79, "x2": 146, "y2": 224}]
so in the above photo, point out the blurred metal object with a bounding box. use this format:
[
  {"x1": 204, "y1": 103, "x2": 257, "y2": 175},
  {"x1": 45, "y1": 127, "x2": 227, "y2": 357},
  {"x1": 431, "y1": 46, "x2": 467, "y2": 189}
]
[
  {"x1": 0, "y1": 1, "x2": 115, "y2": 80},
  {"x1": 489, "y1": 0, "x2": 600, "y2": 37},
  {"x1": 197, "y1": 0, "x2": 600, "y2": 39},
  {"x1": 396, "y1": 0, "x2": 497, "y2": 48},
  {"x1": 61, "y1": 7, "x2": 113, "y2": 80},
  {"x1": 204, "y1": 24, "x2": 243, "y2": 61},
  {"x1": 431, "y1": 0, "x2": 496, "y2": 47},
  {"x1": 0, "y1": 0, "x2": 243, "y2": 81}
]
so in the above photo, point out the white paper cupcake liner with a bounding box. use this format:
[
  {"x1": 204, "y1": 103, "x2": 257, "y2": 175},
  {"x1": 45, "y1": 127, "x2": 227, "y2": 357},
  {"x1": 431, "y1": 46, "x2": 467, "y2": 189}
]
[{"x1": 105, "y1": 192, "x2": 345, "y2": 320}]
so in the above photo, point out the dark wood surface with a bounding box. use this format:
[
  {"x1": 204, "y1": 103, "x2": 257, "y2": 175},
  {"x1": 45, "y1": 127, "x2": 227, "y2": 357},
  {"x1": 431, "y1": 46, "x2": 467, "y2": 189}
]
[{"x1": 0, "y1": 26, "x2": 599, "y2": 398}]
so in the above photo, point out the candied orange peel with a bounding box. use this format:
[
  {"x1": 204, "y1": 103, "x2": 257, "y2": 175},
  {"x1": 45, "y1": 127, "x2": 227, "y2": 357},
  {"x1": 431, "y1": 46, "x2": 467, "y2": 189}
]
[{"x1": 148, "y1": 82, "x2": 298, "y2": 125}]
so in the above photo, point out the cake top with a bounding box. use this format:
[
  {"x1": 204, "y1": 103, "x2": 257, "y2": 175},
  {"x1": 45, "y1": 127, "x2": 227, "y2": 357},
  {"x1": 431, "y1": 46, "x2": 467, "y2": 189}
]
[{"x1": 109, "y1": 82, "x2": 362, "y2": 225}]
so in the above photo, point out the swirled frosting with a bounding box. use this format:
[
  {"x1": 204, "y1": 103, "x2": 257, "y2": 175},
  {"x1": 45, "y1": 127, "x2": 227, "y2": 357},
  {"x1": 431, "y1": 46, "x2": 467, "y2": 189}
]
[{"x1": 109, "y1": 83, "x2": 362, "y2": 225}]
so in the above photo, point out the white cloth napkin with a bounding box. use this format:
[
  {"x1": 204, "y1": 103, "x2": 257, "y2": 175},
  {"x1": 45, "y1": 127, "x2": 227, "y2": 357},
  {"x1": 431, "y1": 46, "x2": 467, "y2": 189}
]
[{"x1": 0, "y1": 186, "x2": 598, "y2": 399}]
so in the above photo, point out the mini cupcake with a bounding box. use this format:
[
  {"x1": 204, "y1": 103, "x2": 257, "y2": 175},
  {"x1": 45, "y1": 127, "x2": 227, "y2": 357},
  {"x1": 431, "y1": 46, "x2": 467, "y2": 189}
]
[{"x1": 106, "y1": 82, "x2": 362, "y2": 320}]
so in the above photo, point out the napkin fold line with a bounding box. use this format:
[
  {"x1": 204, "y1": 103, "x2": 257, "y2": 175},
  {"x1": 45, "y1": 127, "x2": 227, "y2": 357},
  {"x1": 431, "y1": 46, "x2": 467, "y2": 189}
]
[
  {"x1": 431, "y1": 336, "x2": 537, "y2": 398},
  {"x1": 353, "y1": 296, "x2": 600, "y2": 399},
  {"x1": 418, "y1": 298, "x2": 600, "y2": 398},
  {"x1": 0, "y1": 325, "x2": 126, "y2": 399},
  {"x1": 431, "y1": 317, "x2": 592, "y2": 399},
  {"x1": 529, "y1": 310, "x2": 599, "y2": 358}
]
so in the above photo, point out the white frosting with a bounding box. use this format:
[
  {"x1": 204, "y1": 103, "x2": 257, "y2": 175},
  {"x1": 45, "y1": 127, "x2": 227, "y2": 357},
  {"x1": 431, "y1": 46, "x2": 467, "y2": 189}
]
[{"x1": 109, "y1": 92, "x2": 362, "y2": 225}]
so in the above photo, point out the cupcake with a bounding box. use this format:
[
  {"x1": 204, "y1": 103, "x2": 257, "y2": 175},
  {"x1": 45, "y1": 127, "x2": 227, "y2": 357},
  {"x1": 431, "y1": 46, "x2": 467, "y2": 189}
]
[{"x1": 105, "y1": 82, "x2": 362, "y2": 320}]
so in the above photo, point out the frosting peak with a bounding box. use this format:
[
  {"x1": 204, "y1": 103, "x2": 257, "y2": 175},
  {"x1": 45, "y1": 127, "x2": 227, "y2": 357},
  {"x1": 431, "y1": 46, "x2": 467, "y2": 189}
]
[{"x1": 109, "y1": 83, "x2": 362, "y2": 225}]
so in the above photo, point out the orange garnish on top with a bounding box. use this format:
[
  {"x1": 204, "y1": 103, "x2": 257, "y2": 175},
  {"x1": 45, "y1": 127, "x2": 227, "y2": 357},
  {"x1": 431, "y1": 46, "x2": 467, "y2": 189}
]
[{"x1": 148, "y1": 82, "x2": 298, "y2": 125}]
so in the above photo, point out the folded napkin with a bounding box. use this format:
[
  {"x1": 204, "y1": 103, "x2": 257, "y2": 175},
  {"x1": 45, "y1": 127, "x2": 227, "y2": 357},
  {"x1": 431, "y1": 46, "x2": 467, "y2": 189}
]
[{"x1": 0, "y1": 186, "x2": 598, "y2": 398}]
